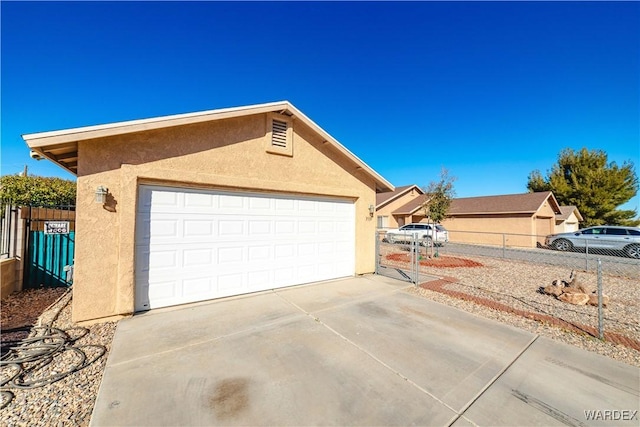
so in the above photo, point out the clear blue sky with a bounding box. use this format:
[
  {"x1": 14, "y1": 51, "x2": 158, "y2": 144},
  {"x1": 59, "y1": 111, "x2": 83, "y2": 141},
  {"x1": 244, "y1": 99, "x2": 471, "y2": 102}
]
[{"x1": 2, "y1": 1, "x2": 639, "y2": 213}]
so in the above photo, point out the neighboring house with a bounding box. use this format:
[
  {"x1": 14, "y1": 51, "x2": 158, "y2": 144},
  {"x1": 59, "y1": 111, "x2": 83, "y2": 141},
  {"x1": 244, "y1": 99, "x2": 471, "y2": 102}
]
[
  {"x1": 23, "y1": 101, "x2": 393, "y2": 323},
  {"x1": 388, "y1": 194, "x2": 431, "y2": 227},
  {"x1": 555, "y1": 206, "x2": 583, "y2": 233},
  {"x1": 441, "y1": 192, "x2": 562, "y2": 248},
  {"x1": 375, "y1": 185, "x2": 424, "y2": 228}
]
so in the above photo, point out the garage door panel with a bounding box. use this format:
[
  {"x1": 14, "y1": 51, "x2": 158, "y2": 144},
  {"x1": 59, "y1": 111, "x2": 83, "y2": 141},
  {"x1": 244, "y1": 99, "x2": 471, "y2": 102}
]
[
  {"x1": 217, "y1": 246, "x2": 244, "y2": 263},
  {"x1": 218, "y1": 273, "x2": 244, "y2": 291},
  {"x1": 182, "y1": 277, "x2": 213, "y2": 296},
  {"x1": 183, "y1": 192, "x2": 215, "y2": 208},
  {"x1": 248, "y1": 197, "x2": 271, "y2": 210},
  {"x1": 136, "y1": 186, "x2": 355, "y2": 311},
  {"x1": 183, "y1": 220, "x2": 214, "y2": 237},
  {"x1": 248, "y1": 221, "x2": 271, "y2": 234},
  {"x1": 247, "y1": 245, "x2": 271, "y2": 261},
  {"x1": 149, "y1": 250, "x2": 178, "y2": 269},
  {"x1": 148, "y1": 280, "x2": 178, "y2": 301},
  {"x1": 182, "y1": 248, "x2": 213, "y2": 267}
]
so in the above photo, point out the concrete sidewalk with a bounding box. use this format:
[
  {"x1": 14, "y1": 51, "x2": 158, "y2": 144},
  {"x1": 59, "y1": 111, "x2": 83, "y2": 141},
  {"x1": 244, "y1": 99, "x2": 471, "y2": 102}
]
[{"x1": 90, "y1": 275, "x2": 640, "y2": 426}]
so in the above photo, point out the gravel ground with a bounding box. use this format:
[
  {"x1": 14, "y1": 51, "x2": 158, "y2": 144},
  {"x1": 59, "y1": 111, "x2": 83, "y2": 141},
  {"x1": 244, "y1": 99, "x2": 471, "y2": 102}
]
[
  {"x1": 387, "y1": 252, "x2": 640, "y2": 368},
  {"x1": 1, "y1": 288, "x2": 116, "y2": 426}
]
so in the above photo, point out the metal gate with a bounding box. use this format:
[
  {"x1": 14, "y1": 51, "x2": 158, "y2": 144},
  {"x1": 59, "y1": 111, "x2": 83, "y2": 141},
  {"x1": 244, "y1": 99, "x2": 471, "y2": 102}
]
[
  {"x1": 23, "y1": 205, "x2": 76, "y2": 288},
  {"x1": 375, "y1": 230, "x2": 422, "y2": 284}
]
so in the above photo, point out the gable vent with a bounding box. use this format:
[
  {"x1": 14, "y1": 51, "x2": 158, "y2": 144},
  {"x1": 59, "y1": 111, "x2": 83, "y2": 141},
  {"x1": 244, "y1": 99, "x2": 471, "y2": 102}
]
[{"x1": 271, "y1": 119, "x2": 288, "y2": 148}]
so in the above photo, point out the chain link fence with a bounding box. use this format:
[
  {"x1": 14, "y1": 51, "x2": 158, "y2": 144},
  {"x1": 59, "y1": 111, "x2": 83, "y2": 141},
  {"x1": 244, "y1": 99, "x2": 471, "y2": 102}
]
[
  {"x1": 1, "y1": 203, "x2": 20, "y2": 259},
  {"x1": 375, "y1": 229, "x2": 639, "y2": 346},
  {"x1": 427, "y1": 229, "x2": 639, "y2": 279},
  {"x1": 375, "y1": 231, "x2": 440, "y2": 284}
]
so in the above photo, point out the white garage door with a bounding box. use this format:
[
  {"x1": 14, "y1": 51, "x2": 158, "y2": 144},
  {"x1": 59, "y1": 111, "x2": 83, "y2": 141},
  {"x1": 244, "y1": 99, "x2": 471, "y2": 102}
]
[{"x1": 135, "y1": 185, "x2": 355, "y2": 311}]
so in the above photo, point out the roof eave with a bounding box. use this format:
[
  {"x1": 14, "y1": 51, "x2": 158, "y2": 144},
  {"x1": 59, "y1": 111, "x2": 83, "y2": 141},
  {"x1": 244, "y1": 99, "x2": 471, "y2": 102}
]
[
  {"x1": 376, "y1": 184, "x2": 423, "y2": 209},
  {"x1": 22, "y1": 101, "x2": 394, "y2": 192},
  {"x1": 539, "y1": 191, "x2": 562, "y2": 215},
  {"x1": 449, "y1": 210, "x2": 538, "y2": 216}
]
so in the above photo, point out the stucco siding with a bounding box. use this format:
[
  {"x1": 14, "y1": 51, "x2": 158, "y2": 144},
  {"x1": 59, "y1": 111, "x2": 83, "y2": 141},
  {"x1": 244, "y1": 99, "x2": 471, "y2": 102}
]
[
  {"x1": 442, "y1": 214, "x2": 536, "y2": 247},
  {"x1": 72, "y1": 113, "x2": 376, "y2": 322},
  {"x1": 556, "y1": 212, "x2": 580, "y2": 233},
  {"x1": 376, "y1": 189, "x2": 423, "y2": 228}
]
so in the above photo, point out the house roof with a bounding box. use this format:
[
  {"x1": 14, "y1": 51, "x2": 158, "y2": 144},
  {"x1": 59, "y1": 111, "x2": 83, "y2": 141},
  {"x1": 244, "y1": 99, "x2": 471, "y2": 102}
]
[
  {"x1": 375, "y1": 184, "x2": 423, "y2": 208},
  {"x1": 448, "y1": 192, "x2": 562, "y2": 215},
  {"x1": 22, "y1": 101, "x2": 394, "y2": 193},
  {"x1": 557, "y1": 205, "x2": 584, "y2": 222},
  {"x1": 392, "y1": 194, "x2": 429, "y2": 215}
]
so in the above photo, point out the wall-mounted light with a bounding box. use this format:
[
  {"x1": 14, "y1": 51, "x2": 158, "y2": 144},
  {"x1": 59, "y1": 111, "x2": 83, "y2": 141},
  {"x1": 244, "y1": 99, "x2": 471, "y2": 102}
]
[
  {"x1": 95, "y1": 186, "x2": 108, "y2": 204},
  {"x1": 369, "y1": 204, "x2": 375, "y2": 218}
]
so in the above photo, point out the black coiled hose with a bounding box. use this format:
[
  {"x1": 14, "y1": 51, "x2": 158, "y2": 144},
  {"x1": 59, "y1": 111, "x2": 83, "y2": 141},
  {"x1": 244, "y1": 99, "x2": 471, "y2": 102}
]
[{"x1": 0, "y1": 312, "x2": 106, "y2": 409}]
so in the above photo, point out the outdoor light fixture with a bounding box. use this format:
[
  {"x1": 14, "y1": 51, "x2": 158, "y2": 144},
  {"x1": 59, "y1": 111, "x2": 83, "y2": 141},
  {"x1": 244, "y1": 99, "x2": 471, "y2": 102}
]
[
  {"x1": 369, "y1": 204, "x2": 375, "y2": 217},
  {"x1": 95, "y1": 186, "x2": 108, "y2": 204}
]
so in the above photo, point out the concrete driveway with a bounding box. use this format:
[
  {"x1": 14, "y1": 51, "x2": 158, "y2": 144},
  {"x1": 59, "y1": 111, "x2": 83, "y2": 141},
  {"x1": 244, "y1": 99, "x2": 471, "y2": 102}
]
[{"x1": 90, "y1": 275, "x2": 639, "y2": 426}]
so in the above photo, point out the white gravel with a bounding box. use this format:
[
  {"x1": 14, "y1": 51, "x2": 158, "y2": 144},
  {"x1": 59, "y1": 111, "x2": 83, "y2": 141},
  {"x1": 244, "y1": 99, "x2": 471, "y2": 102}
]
[
  {"x1": 405, "y1": 254, "x2": 640, "y2": 368},
  {"x1": 1, "y1": 289, "x2": 117, "y2": 426}
]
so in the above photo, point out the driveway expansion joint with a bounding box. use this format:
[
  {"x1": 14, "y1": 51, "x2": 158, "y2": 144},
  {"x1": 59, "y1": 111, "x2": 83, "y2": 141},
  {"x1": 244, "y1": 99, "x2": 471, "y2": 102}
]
[
  {"x1": 448, "y1": 335, "x2": 540, "y2": 426},
  {"x1": 273, "y1": 289, "x2": 460, "y2": 414}
]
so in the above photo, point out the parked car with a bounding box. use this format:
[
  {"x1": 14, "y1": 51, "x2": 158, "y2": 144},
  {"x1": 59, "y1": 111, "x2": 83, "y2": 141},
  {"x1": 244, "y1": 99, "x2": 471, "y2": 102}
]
[
  {"x1": 385, "y1": 223, "x2": 449, "y2": 246},
  {"x1": 545, "y1": 226, "x2": 640, "y2": 259}
]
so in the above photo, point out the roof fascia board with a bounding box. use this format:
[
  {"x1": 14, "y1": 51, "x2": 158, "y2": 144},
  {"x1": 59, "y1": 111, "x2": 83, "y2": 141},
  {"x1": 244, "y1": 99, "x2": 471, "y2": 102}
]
[
  {"x1": 285, "y1": 103, "x2": 393, "y2": 192},
  {"x1": 22, "y1": 101, "x2": 394, "y2": 191},
  {"x1": 451, "y1": 210, "x2": 538, "y2": 215},
  {"x1": 376, "y1": 185, "x2": 423, "y2": 209},
  {"x1": 533, "y1": 191, "x2": 562, "y2": 215},
  {"x1": 23, "y1": 102, "x2": 290, "y2": 147},
  {"x1": 546, "y1": 192, "x2": 562, "y2": 214},
  {"x1": 395, "y1": 206, "x2": 426, "y2": 215}
]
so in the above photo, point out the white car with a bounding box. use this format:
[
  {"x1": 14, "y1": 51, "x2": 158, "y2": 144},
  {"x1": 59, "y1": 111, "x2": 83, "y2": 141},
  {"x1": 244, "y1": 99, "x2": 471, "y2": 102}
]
[{"x1": 385, "y1": 223, "x2": 448, "y2": 246}]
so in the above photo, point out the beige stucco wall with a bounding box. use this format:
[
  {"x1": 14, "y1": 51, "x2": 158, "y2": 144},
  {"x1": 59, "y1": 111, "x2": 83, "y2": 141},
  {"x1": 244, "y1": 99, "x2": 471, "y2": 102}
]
[
  {"x1": 555, "y1": 212, "x2": 580, "y2": 233},
  {"x1": 72, "y1": 113, "x2": 377, "y2": 323},
  {"x1": 534, "y1": 201, "x2": 557, "y2": 245},
  {"x1": 442, "y1": 214, "x2": 536, "y2": 247},
  {"x1": 1, "y1": 258, "x2": 19, "y2": 299},
  {"x1": 441, "y1": 198, "x2": 559, "y2": 248},
  {"x1": 376, "y1": 188, "x2": 422, "y2": 228}
]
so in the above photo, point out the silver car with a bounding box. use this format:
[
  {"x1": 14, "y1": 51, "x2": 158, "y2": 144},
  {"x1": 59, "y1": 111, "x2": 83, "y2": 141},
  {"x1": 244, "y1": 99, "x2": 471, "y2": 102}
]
[{"x1": 545, "y1": 226, "x2": 640, "y2": 259}]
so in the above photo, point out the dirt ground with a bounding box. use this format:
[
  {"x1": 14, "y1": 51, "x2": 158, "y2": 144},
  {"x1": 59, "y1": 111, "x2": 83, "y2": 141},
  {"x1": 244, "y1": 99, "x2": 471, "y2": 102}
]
[{"x1": 1, "y1": 287, "x2": 68, "y2": 353}]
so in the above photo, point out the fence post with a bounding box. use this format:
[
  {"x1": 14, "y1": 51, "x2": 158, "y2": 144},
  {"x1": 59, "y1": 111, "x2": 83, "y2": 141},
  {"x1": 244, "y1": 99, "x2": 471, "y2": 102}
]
[
  {"x1": 414, "y1": 234, "x2": 419, "y2": 285},
  {"x1": 502, "y1": 234, "x2": 506, "y2": 258},
  {"x1": 597, "y1": 258, "x2": 604, "y2": 340},
  {"x1": 585, "y1": 240, "x2": 589, "y2": 271},
  {"x1": 374, "y1": 231, "x2": 379, "y2": 275}
]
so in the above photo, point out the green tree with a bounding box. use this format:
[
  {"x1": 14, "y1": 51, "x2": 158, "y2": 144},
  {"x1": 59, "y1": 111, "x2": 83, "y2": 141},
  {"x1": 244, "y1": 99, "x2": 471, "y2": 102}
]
[
  {"x1": 422, "y1": 168, "x2": 456, "y2": 223},
  {"x1": 0, "y1": 174, "x2": 76, "y2": 206},
  {"x1": 527, "y1": 148, "x2": 639, "y2": 227}
]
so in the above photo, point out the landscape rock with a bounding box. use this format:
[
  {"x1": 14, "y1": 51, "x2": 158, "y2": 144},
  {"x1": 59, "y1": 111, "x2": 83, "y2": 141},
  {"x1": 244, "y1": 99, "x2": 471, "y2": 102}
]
[
  {"x1": 558, "y1": 292, "x2": 590, "y2": 305},
  {"x1": 543, "y1": 285, "x2": 564, "y2": 297},
  {"x1": 588, "y1": 293, "x2": 610, "y2": 307},
  {"x1": 561, "y1": 286, "x2": 584, "y2": 294}
]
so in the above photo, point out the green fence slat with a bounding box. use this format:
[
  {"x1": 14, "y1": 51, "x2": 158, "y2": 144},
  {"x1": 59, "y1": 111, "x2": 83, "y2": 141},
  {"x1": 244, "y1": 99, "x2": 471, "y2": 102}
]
[{"x1": 27, "y1": 231, "x2": 75, "y2": 288}]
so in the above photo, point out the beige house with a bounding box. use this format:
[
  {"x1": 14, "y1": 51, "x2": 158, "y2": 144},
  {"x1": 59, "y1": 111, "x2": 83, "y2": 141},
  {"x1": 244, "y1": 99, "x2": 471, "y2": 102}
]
[
  {"x1": 375, "y1": 185, "x2": 424, "y2": 228},
  {"x1": 441, "y1": 192, "x2": 562, "y2": 248},
  {"x1": 23, "y1": 101, "x2": 393, "y2": 323},
  {"x1": 555, "y1": 206, "x2": 583, "y2": 233}
]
